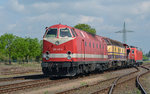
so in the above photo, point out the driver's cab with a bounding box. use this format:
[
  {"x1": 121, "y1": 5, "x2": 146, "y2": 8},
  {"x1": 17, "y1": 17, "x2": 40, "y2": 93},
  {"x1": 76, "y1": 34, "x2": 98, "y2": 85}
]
[{"x1": 44, "y1": 27, "x2": 76, "y2": 38}]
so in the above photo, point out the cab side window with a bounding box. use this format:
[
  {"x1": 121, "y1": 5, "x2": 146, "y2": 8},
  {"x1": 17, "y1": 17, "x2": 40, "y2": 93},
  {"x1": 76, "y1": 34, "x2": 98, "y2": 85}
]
[
  {"x1": 132, "y1": 50, "x2": 134, "y2": 54},
  {"x1": 71, "y1": 29, "x2": 76, "y2": 37}
]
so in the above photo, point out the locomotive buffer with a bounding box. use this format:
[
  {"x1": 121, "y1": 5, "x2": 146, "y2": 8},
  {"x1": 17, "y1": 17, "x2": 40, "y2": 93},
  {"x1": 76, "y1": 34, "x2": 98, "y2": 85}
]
[{"x1": 115, "y1": 22, "x2": 134, "y2": 44}]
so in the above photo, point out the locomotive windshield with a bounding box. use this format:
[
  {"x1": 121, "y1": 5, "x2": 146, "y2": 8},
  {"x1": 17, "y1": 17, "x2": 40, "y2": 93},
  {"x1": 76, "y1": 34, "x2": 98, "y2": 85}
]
[
  {"x1": 46, "y1": 29, "x2": 57, "y2": 38},
  {"x1": 60, "y1": 28, "x2": 72, "y2": 37}
]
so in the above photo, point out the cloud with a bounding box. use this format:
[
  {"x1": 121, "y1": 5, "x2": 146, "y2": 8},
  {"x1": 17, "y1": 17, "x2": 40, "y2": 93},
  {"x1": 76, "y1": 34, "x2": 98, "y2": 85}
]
[
  {"x1": 9, "y1": 0, "x2": 25, "y2": 12},
  {"x1": 1, "y1": 0, "x2": 150, "y2": 53},
  {"x1": 78, "y1": 15, "x2": 104, "y2": 24},
  {"x1": 131, "y1": 1, "x2": 150, "y2": 15},
  {"x1": 7, "y1": 24, "x2": 16, "y2": 30},
  {"x1": 0, "y1": 6, "x2": 3, "y2": 9},
  {"x1": 140, "y1": 1, "x2": 150, "y2": 12},
  {"x1": 32, "y1": 2, "x2": 60, "y2": 13}
]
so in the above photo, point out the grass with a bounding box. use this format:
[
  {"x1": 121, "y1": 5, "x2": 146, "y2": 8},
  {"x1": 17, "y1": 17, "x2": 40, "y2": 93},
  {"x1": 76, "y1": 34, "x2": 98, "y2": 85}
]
[
  {"x1": 143, "y1": 61, "x2": 150, "y2": 63},
  {"x1": 0, "y1": 62, "x2": 42, "y2": 78},
  {"x1": 80, "y1": 82, "x2": 87, "y2": 86},
  {"x1": 135, "y1": 89, "x2": 141, "y2": 94},
  {"x1": 0, "y1": 62, "x2": 41, "y2": 68},
  {"x1": 44, "y1": 91, "x2": 49, "y2": 94}
]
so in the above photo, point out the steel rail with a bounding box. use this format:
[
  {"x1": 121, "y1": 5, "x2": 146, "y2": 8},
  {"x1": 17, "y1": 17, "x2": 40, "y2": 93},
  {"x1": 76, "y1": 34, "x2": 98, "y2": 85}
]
[
  {"x1": 136, "y1": 66, "x2": 149, "y2": 94},
  {"x1": 57, "y1": 67, "x2": 139, "y2": 94},
  {"x1": 108, "y1": 66, "x2": 139, "y2": 94},
  {"x1": 0, "y1": 77, "x2": 68, "y2": 94},
  {"x1": 0, "y1": 74, "x2": 45, "y2": 82}
]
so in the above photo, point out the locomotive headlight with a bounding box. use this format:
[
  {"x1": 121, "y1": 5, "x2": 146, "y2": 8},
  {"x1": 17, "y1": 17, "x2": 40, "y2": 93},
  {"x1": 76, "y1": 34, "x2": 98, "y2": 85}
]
[
  {"x1": 44, "y1": 51, "x2": 50, "y2": 60},
  {"x1": 67, "y1": 56, "x2": 71, "y2": 60},
  {"x1": 46, "y1": 55, "x2": 50, "y2": 60},
  {"x1": 67, "y1": 51, "x2": 72, "y2": 59},
  {"x1": 67, "y1": 51, "x2": 71, "y2": 55},
  {"x1": 46, "y1": 51, "x2": 49, "y2": 55},
  {"x1": 55, "y1": 41, "x2": 59, "y2": 45}
]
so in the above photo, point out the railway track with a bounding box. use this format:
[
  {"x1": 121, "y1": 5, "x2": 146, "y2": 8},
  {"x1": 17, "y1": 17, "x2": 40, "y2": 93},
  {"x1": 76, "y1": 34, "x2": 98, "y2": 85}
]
[
  {"x1": 108, "y1": 65, "x2": 149, "y2": 94},
  {"x1": 0, "y1": 74, "x2": 47, "y2": 82},
  {"x1": 92, "y1": 66, "x2": 140, "y2": 94},
  {"x1": 56, "y1": 67, "x2": 139, "y2": 94},
  {"x1": 0, "y1": 77, "x2": 69, "y2": 94},
  {"x1": 0, "y1": 67, "x2": 138, "y2": 94},
  {"x1": 0, "y1": 63, "x2": 149, "y2": 94},
  {"x1": 57, "y1": 64, "x2": 150, "y2": 94},
  {"x1": 136, "y1": 66, "x2": 150, "y2": 94}
]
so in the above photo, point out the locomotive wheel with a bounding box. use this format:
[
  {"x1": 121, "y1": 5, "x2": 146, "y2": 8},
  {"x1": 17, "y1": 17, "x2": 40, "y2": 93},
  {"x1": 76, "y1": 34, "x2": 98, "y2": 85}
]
[
  {"x1": 83, "y1": 65, "x2": 89, "y2": 73},
  {"x1": 68, "y1": 67, "x2": 77, "y2": 76}
]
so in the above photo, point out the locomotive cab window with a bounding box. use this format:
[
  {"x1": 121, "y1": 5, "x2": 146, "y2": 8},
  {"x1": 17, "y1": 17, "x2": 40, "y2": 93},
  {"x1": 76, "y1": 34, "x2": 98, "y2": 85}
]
[
  {"x1": 89, "y1": 42, "x2": 91, "y2": 48},
  {"x1": 60, "y1": 28, "x2": 72, "y2": 37},
  {"x1": 71, "y1": 29, "x2": 76, "y2": 37},
  {"x1": 99, "y1": 44, "x2": 101, "y2": 48},
  {"x1": 132, "y1": 50, "x2": 134, "y2": 53},
  {"x1": 85, "y1": 41, "x2": 87, "y2": 46},
  {"x1": 46, "y1": 29, "x2": 57, "y2": 38},
  {"x1": 96, "y1": 44, "x2": 98, "y2": 48},
  {"x1": 93, "y1": 43, "x2": 94, "y2": 48}
]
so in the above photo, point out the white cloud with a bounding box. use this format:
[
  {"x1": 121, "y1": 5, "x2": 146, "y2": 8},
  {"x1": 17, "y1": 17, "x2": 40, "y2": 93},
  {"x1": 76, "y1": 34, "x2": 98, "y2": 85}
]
[
  {"x1": 124, "y1": 18, "x2": 133, "y2": 23},
  {"x1": 131, "y1": 1, "x2": 150, "y2": 15},
  {"x1": 0, "y1": 6, "x2": 3, "y2": 9},
  {"x1": 9, "y1": 0, "x2": 25, "y2": 12},
  {"x1": 98, "y1": 25, "x2": 119, "y2": 32},
  {"x1": 8, "y1": 24, "x2": 16, "y2": 30},
  {"x1": 1, "y1": 0, "x2": 150, "y2": 53},
  {"x1": 78, "y1": 15, "x2": 104, "y2": 24},
  {"x1": 140, "y1": 1, "x2": 150, "y2": 12},
  {"x1": 32, "y1": 2, "x2": 60, "y2": 12}
]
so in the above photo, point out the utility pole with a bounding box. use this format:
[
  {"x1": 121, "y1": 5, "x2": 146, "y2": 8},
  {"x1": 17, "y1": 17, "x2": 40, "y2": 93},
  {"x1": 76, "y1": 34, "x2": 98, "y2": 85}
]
[{"x1": 115, "y1": 22, "x2": 134, "y2": 44}]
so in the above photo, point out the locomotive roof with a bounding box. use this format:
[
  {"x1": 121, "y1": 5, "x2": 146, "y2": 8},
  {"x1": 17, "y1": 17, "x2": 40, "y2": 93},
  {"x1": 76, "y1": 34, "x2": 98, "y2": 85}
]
[
  {"x1": 48, "y1": 24, "x2": 123, "y2": 46},
  {"x1": 103, "y1": 37, "x2": 124, "y2": 47},
  {"x1": 48, "y1": 24, "x2": 71, "y2": 29}
]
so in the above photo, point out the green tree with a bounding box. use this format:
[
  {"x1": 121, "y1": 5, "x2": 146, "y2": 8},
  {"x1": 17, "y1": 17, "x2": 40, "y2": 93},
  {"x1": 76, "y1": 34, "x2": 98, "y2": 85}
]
[
  {"x1": 0, "y1": 33, "x2": 42, "y2": 64},
  {"x1": 0, "y1": 33, "x2": 16, "y2": 64},
  {"x1": 74, "y1": 24, "x2": 96, "y2": 35},
  {"x1": 11, "y1": 37, "x2": 29, "y2": 63},
  {"x1": 143, "y1": 55, "x2": 149, "y2": 61},
  {"x1": 25, "y1": 38, "x2": 41, "y2": 62}
]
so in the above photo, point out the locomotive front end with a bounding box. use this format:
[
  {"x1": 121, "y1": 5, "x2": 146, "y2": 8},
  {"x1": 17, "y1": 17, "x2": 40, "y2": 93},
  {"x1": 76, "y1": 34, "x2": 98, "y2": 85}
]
[{"x1": 42, "y1": 24, "x2": 77, "y2": 76}]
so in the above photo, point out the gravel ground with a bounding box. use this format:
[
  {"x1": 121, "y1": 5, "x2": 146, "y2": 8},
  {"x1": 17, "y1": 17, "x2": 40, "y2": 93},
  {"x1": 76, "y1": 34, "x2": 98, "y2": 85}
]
[
  {"x1": 112, "y1": 67, "x2": 148, "y2": 94},
  {"x1": 0, "y1": 79, "x2": 33, "y2": 86},
  {"x1": 139, "y1": 71, "x2": 150, "y2": 94},
  {"x1": 0, "y1": 62, "x2": 42, "y2": 78},
  {"x1": 24, "y1": 68, "x2": 137, "y2": 94},
  {"x1": 0, "y1": 62, "x2": 149, "y2": 94},
  {"x1": 114, "y1": 78, "x2": 140, "y2": 94}
]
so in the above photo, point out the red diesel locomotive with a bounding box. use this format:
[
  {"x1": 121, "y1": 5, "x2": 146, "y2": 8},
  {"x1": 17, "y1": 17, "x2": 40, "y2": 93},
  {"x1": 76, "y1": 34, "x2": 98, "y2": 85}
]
[
  {"x1": 127, "y1": 46, "x2": 143, "y2": 66},
  {"x1": 42, "y1": 24, "x2": 143, "y2": 77}
]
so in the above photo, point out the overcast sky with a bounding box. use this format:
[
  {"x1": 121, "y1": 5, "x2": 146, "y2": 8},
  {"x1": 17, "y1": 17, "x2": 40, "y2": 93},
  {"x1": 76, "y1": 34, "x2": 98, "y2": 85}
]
[{"x1": 0, "y1": 0, "x2": 150, "y2": 53}]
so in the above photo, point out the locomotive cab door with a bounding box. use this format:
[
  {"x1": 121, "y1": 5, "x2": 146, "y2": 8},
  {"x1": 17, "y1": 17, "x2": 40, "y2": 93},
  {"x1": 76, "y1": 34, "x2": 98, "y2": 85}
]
[{"x1": 81, "y1": 39, "x2": 85, "y2": 61}]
